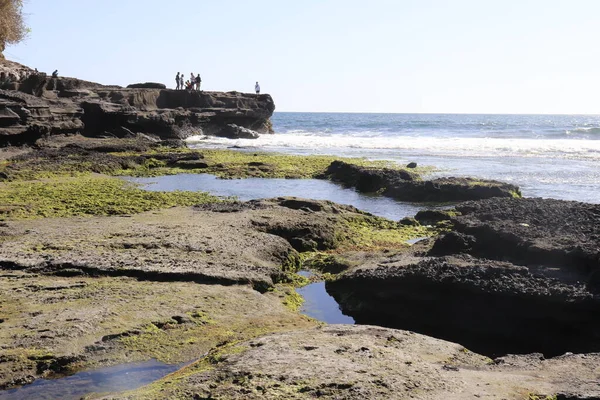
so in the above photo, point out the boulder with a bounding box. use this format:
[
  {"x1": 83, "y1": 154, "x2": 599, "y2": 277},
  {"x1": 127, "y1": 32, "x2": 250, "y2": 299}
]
[
  {"x1": 323, "y1": 161, "x2": 520, "y2": 202},
  {"x1": 217, "y1": 123, "x2": 260, "y2": 139}
]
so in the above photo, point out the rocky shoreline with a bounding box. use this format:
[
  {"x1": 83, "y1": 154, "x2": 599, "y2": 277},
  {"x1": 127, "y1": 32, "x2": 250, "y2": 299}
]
[
  {"x1": 1, "y1": 60, "x2": 274, "y2": 145},
  {"x1": 0, "y1": 63, "x2": 599, "y2": 399}
]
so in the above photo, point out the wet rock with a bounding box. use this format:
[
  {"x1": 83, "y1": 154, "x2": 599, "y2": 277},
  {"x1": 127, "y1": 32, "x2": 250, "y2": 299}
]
[
  {"x1": 406, "y1": 162, "x2": 418, "y2": 168},
  {"x1": 414, "y1": 209, "x2": 455, "y2": 225},
  {"x1": 399, "y1": 217, "x2": 420, "y2": 226},
  {"x1": 323, "y1": 161, "x2": 520, "y2": 202},
  {"x1": 218, "y1": 124, "x2": 260, "y2": 139},
  {"x1": 174, "y1": 160, "x2": 209, "y2": 169}
]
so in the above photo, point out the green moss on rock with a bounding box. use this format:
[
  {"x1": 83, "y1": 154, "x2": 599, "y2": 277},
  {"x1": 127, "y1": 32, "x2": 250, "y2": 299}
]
[{"x1": 0, "y1": 176, "x2": 224, "y2": 219}]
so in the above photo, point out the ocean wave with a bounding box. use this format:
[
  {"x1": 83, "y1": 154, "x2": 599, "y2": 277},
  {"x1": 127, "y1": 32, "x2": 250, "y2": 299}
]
[
  {"x1": 186, "y1": 133, "x2": 600, "y2": 161},
  {"x1": 566, "y1": 127, "x2": 600, "y2": 135}
]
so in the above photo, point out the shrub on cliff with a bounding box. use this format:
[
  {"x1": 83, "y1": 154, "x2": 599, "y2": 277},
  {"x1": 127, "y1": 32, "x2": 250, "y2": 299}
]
[{"x1": 0, "y1": 0, "x2": 27, "y2": 56}]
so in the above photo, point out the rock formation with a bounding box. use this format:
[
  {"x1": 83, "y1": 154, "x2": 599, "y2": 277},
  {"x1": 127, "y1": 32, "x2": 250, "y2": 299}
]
[
  {"x1": 327, "y1": 197, "x2": 600, "y2": 357},
  {"x1": 101, "y1": 325, "x2": 600, "y2": 399},
  {"x1": 322, "y1": 160, "x2": 521, "y2": 202},
  {"x1": 0, "y1": 60, "x2": 275, "y2": 146}
]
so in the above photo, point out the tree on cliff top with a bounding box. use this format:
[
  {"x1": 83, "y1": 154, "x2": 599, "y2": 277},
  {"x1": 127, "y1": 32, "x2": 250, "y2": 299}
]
[{"x1": 0, "y1": 0, "x2": 27, "y2": 57}]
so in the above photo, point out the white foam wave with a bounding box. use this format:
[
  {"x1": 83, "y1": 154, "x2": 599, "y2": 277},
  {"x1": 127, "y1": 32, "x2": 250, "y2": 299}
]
[{"x1": 186, "y1": 132, "x2": 600, "y2": 160}]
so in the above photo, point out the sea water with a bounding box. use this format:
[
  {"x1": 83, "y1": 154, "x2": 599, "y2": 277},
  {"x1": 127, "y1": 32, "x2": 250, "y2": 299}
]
[{"x1": 187, "y1": 113, "x2": 600, "y2": 203}]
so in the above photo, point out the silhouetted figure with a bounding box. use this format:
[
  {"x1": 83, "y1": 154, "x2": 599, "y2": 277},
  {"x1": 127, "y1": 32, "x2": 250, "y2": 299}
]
[
  {"x1": 179, "y1": 73, "x2": 184, "y2": 91},
  {"x1": 255, "y1": 81, "x2": 260, "y2": 94},
  {"x1": 52, "y1": 70, "x2": 58, "y2": 78},
  {"x1": 175, "y1": 72, "x2": 181, "y2": 90},
  {"x1": 195, "y1": 73, "x2": 201, "y2": 91}
]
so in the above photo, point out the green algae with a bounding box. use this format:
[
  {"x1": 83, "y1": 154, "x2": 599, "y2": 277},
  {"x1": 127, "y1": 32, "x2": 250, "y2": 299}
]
[
  {"x1": 110, "y1": 148, "x2": 411, "y2": 179},
  {"x1": 301, "y1": 252, "x2": 355, "y2": 274},
  {"x1": 0, "y1": 176, "x2": 224, "y2": 219},
  {"x1": 334, "y1": 214, "x2": 435, "y2": 252}
]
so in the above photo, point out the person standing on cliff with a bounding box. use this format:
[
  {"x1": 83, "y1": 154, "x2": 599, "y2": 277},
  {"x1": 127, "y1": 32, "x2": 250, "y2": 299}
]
[
  {"x1": 179, "y1": 74, "x2": 185, "y2": 91},
  {"x1": 195, "y1": 74, "x2": 201, "y2": 91},
  {"x1": 190, "y1": 73, "x2": 196, "y2": 90},
  {"x1": 255, "y1": 81, "x2": 260, "y2": 94},
  {"x1": 175, "y1": 72, "x2": 180, "y2": 90}
]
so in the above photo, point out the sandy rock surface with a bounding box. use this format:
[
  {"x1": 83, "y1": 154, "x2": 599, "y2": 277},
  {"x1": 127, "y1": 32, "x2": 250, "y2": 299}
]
[{"x1": 102, "y1": 325, "x2": 600, "y2": 400}]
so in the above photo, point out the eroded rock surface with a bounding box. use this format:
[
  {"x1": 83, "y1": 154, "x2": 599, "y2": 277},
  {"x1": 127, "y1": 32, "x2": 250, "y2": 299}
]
[
  {"x1": 102, "y1": 325, "x2": 600, "y2": 400},
  {"x1": 0, "y1": 198, "x2": 367, "y2": 288},
  {"x1": 0, "y1": 60, "x2": 275, "y2": 145},
  {"x1": 328, "y1": 198, "x2": 600, "y2": 357},
  {"x1": 0, "y1": 270, "x2": 315, "y2": 390}
]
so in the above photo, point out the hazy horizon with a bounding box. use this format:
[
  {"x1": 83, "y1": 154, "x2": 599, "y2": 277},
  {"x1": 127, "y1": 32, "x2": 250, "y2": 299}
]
[{"x1": 5, "y1": 0, "x2": 600, "y2": 114}]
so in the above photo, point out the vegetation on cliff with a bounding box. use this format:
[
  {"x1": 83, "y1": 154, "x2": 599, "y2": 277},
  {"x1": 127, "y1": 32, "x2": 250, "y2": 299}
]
[{"x1": 0, "y1": 0, "x2": 27, "y2": 55}]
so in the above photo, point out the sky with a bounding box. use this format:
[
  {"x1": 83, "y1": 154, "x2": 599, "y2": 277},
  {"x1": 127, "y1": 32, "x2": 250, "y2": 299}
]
[{"x1": 5, "y1": 0, "x2": 600, "y2": 114}]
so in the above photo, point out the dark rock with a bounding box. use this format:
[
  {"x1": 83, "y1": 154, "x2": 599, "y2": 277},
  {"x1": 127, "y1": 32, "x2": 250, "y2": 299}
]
[
  {"x1": 127, "y1": 82, "x2": 167, "y2": 89},
  {"x1": 323, "y1": 161, "x2": 520, "y2": 202},
  {"x1": 328, "y1": 253, "x2": 600, "y2": 357},
  {"x1": 324, "y1": 161, "x2": 417, "y2": 192},
  {"x1": 449, "y1": 197, "x2": 600, "y2": 275},
  {"x1": 328, "y1": 197, "x2": 600, "y2": 357},
  {"x1": 406, "y1": 162, "x2": 417, "y2": 168},
  {"x1": 217, "y1": 124, "x2": 259, "y2": 139},
  {"x1": 428, "y1": 231, "x2": 476, "y2": 255},
  {"x1": 174, "y1": 160, "x2": 209, "y2": 169},
  {"x1": 415, "y1": 209, "x2": 455, "y2": 225},
  {"x1": 0, "y1": 59, "x2": 276, "y2": 146},
  {"x1": 399, "y1": 217, "x2": 420, "y2": 226}
]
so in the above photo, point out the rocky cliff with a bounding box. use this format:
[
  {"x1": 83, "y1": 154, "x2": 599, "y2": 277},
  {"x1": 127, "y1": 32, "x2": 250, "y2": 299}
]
[{"x1": 0, "y1": 60, "x2": 275, "y2": 146}]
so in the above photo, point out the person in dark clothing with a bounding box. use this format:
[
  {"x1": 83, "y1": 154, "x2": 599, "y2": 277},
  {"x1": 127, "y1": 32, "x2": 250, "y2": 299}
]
[
  {"x1": 255, "y1": 81, "x2": 260, "y2": 94},
  {"x1": 52, "y1": 70, "x2": 58, "y2": 78},
  {"x1": 175, "y1": 72, "x2": 181, "y2": 90},
  {"x1": 195, "y1": 74, "x2": 201, "y2": 91}
]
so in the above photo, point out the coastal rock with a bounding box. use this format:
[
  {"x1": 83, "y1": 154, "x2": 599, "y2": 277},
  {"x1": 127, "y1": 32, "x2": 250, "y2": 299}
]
[
  {"x1": 0, "y1": 89, "x2": 84, "y2": 144},
  {"x1": 327, "y1": 197, "x2": 600, "y2": 357},
  {"x1": 105, "y1": 325, "x2": 600, "y2": 400},
  {"x1": 323, "y1": 160, "x2": 521, "y2": 202},
  {"x1": 446, "y1": 197, "x2": 600, "y2": 274},
  {"x1": 0, "y1": 197, "x2": 370, "y2": 288},
  {"x1": 0, "y1": 59, "x2": 275, "y2": 146},
  {"x1": 0, "y1": 269, "x2": 316, "y2": 391},
  {"x1": 218, "y1": 123, "x2": 260, "y2": 139},
  {"x1": 126, "y1": 82, "x2": 166, "y2": 89}
]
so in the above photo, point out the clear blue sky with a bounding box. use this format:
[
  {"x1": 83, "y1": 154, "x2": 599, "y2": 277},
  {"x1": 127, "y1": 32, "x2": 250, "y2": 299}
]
[{"x1": 5, "y1": 0, "x2": 600, "y2": 114}]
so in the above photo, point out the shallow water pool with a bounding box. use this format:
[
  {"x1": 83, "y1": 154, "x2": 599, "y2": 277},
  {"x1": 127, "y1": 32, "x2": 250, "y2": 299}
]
[
  {"x1": 0, "y1": 360, "x2": 184, "y2": 400},
  {"x1": 296, "y1": 272, "x2": 355, "y2": 324},
  {"x1": 124, "y1": 174, "x2": 427, "y2": 221}
]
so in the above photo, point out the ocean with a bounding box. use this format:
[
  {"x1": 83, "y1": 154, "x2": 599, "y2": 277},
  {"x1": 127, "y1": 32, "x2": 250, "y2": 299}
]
[{"x1": 186, "y1": 113, "x2": 600, "y2": 204}]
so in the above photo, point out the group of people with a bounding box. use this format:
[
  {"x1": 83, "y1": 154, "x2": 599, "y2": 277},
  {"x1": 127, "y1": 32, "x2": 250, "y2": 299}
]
[
  {"x1": 174, "y1": 72, "x2": 262, "y2": 94},
  {"x1": 175, "y1": 72, "x2": 201, "y2": 91}
]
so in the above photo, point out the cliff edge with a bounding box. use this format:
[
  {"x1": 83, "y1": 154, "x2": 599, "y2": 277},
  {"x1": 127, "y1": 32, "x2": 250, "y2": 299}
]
[{"x1": 0, "y1": 60, "x2": 275, "y2": 145}]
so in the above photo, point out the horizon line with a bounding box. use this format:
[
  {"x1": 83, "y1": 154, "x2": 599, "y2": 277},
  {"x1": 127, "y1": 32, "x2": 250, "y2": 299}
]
[{"x1": 274, "y1": 110, "x2": 600, "y2": 116}]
